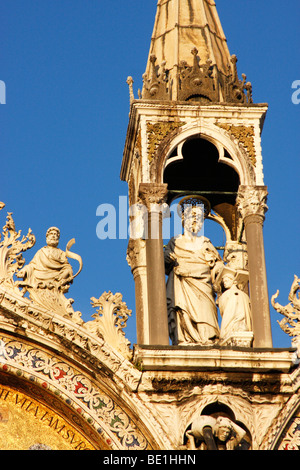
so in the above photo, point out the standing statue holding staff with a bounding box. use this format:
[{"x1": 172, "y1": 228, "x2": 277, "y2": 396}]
[{"x1": 164, "y1": 197, "x2": 223, "y2": 345}]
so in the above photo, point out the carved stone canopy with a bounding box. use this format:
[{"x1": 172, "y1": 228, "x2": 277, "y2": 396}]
[
  {"x1": 140, "y1": 0, "x2": 254, "y2": 104},
  {"x1": 142, "y1": 49, "x2": 253, "y2": 105}
]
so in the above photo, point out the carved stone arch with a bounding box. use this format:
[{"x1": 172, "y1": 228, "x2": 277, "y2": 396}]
[
  {"x1": 262, "y1": 394, "x2": 300, "y2": 450},
  {"x1": 0, "y1": 365, "x2": 104, "y2": 450},
  {"x1": 151, "y1": 122, "x2": 256, "y2": 242},
  {"x1": 0, "y1": 291, "x2": 170, "y2": 450},
  {"x1": 0, "y1": 335, "x2": 160, "y2": 450}
]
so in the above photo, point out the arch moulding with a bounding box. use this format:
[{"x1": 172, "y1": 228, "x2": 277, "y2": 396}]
[
  {"x1": 152, "y1": 121, "x2": 256, "y2": 187},
  {"x1": 0, "y1": 287, "x2": 171, "y2": 451}
]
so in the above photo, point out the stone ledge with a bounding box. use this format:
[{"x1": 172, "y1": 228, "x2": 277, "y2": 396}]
[{"x1": 133, "y1": 345, "x2": 297, "y2": 373}]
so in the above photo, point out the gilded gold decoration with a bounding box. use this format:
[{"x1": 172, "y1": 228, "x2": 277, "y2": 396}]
[
  {"x1": 0, "y1": 385, "x2": 95, "y2": 450},
  {"x1": 0, "y1": 335, "x2": 149, "y2": 450},
  {"x1": 147, "y1": 121, "x2": 185, "y2": 162},
  {"x1": 216, "y1": 123, "x2": 256, "y2": 166}
]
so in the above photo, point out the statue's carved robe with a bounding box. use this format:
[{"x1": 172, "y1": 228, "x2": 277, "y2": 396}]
[
  {"x1": 219, "y1": 285, "x2": 252, "y2": 340},
  {"x1": 20, "y1": 246, "x2": 73, "y2": 290},
  {"x1": 165, "y1": 236, "x2": 222, "y2": 345}
]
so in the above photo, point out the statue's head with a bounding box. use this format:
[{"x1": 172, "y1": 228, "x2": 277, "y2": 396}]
[
  {"x1": 184, "y1": 206, "x2": 204, "y2": 234},
  {"x1": 178, "y1": 196, "x2": 210, "y2": 236},
  {"x1": 46, "y1": 227, "x2": 60, "y2": 247},
  {"x1": 214, "y1": 417, "x2": 233, "y2": 442},
  {"x1": 222, "y1": 273, "x2": 235, "y2": 290}
]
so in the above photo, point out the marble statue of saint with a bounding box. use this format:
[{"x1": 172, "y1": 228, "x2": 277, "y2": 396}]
[
  {"x1": 164, "y1": 198, "x2": 223, "y2": 345},
  {"x1": 17, "y1": 227, "x2": 74, "y2": 292},
  {"x1": 216, "y1": 267, "x2": 252, "y2": 342},
  {"x1": 186, "y1": 415, "x2": 247, "y2": 450},
  {"x1": 16, "y1": 227, "x2": 83, "y2": 322}
]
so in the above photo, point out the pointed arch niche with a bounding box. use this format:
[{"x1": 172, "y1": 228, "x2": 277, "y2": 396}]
[{"x1": 161, "y1": 127, "x2": 250, "y2": 243}]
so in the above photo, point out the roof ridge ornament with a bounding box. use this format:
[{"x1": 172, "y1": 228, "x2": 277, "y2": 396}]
[
  {"x1": 142, "y1": 54, "x2": 170, "y2": 101},
  {"x1": 140, "y1": 48, "x2": 253, "y2": 104},
  {"x1": 225, "y1": 54, "x2": 253, "y2": 104},
  {"x1": 178, "y1": 47, "x2": 218, "y2": 103}
]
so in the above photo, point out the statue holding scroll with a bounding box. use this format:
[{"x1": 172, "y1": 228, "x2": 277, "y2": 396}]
[{"x1": 16, "y1": 227, "x2": 83, "y2": 322}]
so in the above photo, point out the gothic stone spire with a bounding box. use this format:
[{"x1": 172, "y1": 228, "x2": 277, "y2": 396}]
[{"x1": 142, "y1": 0, "x2": 253, "y2": 104}]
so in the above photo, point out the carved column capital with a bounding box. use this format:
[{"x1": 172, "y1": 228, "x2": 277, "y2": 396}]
[
  {"x1": 237, "y1": 186, "x2": 268, "y2": 222},
  {"x1": 127, "y1": 238, "x2": 146, "y2": 271},
  {"x1": 138, "y1": 183, "x2": 168, "y2": 210}
]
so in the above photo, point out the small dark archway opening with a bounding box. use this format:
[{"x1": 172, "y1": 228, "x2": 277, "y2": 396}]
[
  {"x1": 183, "y1": 402, "x2": 252, "y2": 450},
  {"x1": 163, "y1": 137, "x2": 240, "y2": 240}
]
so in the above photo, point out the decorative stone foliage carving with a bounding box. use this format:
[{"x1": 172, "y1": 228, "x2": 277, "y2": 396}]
[
  {"x1": 0, "y1": 335, "x2": 149, "y2": 450},
  {"x1": 215, "y1": 266, "x2": 253, "y2": 348},
  {"x1": 139, "y1": 183, "x2": 168, "y2": 209},
  {"x1": 147, "y1": 121, "x2": 185, "y2": 163},
  {"x1": 237, "y1": 186, "x2": 268, "y2": 220},
  {"x1": 126, "y1": 76, "x2": 135, "y2": 105},
  {"x1": 0, "y1": 211, "x2": 36, "y2": 289},
  {"x1": 86, "y1": 292, "x2": 132, "y2": 360},
  {"x1": 142, "y1": 55, "x2": 170, "y2": 101},
  {"x1": 0, "y1": 204, "x2": 134, "y2": 364},
  {"x1": 216, "y1": 124, "x2": 256, "y2": 166},
  {"x1": 272, "y1": 275, "x2": 300, "y2": 353},
  {"x1": 276, "y1": 404, "x2": 300, "y2": 450},
  {"x1": 224, "y1": 55, "x2": 253, "y2": 105}
]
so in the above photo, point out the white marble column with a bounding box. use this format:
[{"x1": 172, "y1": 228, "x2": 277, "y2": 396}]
[{"x1": 237, "y1": 186, "x2": 273, "y2": 348}]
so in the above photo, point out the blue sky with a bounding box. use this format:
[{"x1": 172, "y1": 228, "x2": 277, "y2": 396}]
[{"x1": 1, "y1": 0, "x2": 299, "y2": 348}]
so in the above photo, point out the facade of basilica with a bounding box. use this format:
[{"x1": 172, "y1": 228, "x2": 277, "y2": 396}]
[{"x1": 0, "y1": 0, "x2": 299, "y2": 451}]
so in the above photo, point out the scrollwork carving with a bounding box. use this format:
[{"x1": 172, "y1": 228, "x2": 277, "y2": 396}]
[
  {"x1": 0, "y1": 335, "x2": 148, "y2": 450},
  {"x1": 147, "y1": 121, "x2": 185, "y2": 163},
  {"x1": 216, "y1": 124, "x2": 256, "y2": 166},
  {"x1": 0, "y1": 211, "x2": 36, "y2": 288},
  {"x1": 272, "y1": 275, "x2": 300, "y2": 353},
  {"x1": 86, "y1": 292, "x2": 132, "y2": 360}
]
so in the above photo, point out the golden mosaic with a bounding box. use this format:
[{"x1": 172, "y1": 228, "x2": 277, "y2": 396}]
[{"x1": 0, "y1": 385, "x2": 95, "y2": 450}]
